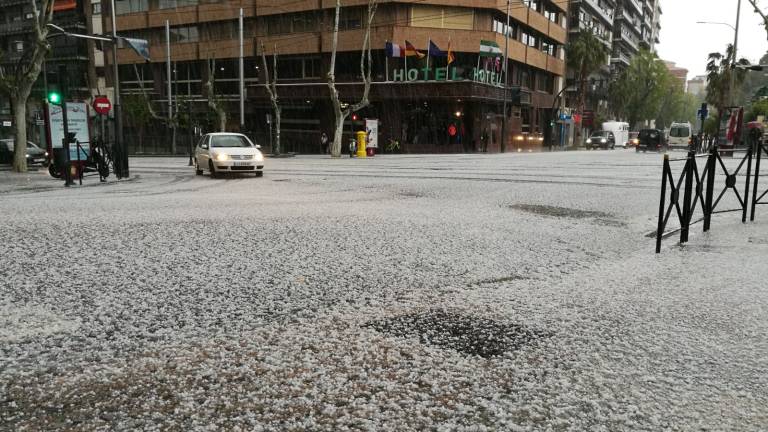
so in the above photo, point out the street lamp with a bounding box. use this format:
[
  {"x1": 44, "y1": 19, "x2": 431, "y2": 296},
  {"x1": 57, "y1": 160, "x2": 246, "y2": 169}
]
[{"x1": 696, "y1": 0, "x2": 742, "y2": 106}]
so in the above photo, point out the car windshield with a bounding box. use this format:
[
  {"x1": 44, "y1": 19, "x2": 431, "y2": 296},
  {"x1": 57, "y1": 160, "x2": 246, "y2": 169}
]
[
  {"x1": 591, "y1": 131, "x2": 607, "y2": 137},
  {"x1": 210, "y1": 135, "x2": 252, "y2": 148},
  {"x1": 639, "y1": 130, "x2": 660, "y2": 139},
  {"x1": 669, "y1": 126, "x2": 690, "y2": 138}
]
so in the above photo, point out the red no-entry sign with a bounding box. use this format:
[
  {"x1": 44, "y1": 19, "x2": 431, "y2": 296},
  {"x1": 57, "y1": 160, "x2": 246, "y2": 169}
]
[{"x1": 92, "y1": 96, "x2": 112, "y2": 115}]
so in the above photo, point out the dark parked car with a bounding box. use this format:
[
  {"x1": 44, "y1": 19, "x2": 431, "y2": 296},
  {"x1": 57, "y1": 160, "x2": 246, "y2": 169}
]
[
  {"x1": 0, "y1": 139, "x2": 47, "y2": 165},
  {"x1": 585, "y1": 130, "x2": 615, "y2": 150},
  {"x1": 635, "y1": 129, "x2": 667, "y2": 153}
]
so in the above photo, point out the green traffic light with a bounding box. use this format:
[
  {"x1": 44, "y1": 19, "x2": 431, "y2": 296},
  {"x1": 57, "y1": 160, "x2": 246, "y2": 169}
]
[{"x1": 48, "y1": 92, "x2": 61, "y2": 104}]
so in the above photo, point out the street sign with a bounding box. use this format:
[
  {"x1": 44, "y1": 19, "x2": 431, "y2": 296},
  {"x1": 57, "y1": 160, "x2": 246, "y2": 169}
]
[
  {"x1": 698, "y1": 103, "x2": 708, "y2": 120},
  {"x1": 92, "y1": 96, "x2": 112, "y2": 115}
]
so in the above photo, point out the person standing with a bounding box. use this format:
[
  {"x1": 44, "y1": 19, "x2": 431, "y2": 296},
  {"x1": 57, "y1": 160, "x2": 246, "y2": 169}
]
[{"x1": 320, "y1": 132, "x2": 329, "y2": 154}]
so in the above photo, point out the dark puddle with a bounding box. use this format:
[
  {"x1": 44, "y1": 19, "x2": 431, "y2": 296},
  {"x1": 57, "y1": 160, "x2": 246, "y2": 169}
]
[
  {"x1": 508, "y1": 204, "x2": 627, "y2": 227},
  {"x1": 365, "y1": 309, "x2": 545, "y2": 358}
]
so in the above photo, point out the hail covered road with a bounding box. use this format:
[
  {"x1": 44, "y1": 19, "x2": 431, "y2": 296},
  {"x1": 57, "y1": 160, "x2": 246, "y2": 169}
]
[{"x1": 1, "y1": 151, "x2": 766, "y2": 431}]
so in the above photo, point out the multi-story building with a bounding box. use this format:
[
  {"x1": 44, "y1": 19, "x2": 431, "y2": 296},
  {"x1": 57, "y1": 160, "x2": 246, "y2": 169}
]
[
  {"x1": 105, "y1": 0, "x2": 568, "y2": 154},
  {"x1": 687, "y1": 75, "x2": 707, "y2": 97},
  {"x1": 0, "y1": 0, "x2": 94, "y2": 140},
  {"x1": 565, "y1": 0, "x2": 616, "y2": 119},
  {"x1": 565, "y1": 0, "x2": 661, "y2": 124},
  {"x1": 663, "y1": 61, "x2": 687, "y2": 91}
]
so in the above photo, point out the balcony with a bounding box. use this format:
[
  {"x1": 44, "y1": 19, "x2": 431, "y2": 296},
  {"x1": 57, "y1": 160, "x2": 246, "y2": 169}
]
[
  {"x1": 578, "y1": 0, "x2": 614, "y2": 26},
  {"x1": 0, "y1": 20, "x2": 33, "y2": 36},
  {"x1": 627, "y1": 0, "x2": 643, "y2": 16},
  {"x1": 611, "y1": 52, "x2": 631, "y2": 67}
]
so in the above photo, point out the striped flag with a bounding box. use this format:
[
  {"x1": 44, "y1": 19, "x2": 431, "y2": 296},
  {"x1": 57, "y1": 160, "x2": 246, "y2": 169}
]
[
  {"x1": 447, "y1": 40, "x2": 455, "y2": 65},
  {"x1": 479, "y1": 40, "x2": 502, "y2": 57},
  {"x1": 404, "y1": 40, "x2": 425, "y2": 58},
  {"x1": 385, "y1": 41, "x2": 404, "y2": 58}
]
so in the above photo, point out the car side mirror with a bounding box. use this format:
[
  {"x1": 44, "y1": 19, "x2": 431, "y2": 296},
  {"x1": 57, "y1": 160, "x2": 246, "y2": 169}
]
[
  {"x1": 255, "y1": 144, "x2": 261, "y2": 149},
  {"x1": 201, "y1": 144, "x2": 208, "y2": 149}
]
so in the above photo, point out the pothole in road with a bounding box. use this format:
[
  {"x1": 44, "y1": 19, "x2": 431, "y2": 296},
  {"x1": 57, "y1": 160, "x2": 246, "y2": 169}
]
[{"x1": 364, "y1": 309, "x2": 544, "y2": 358}]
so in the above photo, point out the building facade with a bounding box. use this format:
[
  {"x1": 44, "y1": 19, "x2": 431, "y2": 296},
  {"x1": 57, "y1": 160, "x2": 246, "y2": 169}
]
[
  {"x1": 565, "y1": 0, "x2": 661, "y2": 124},
  {"x1": 105, "y1": 0, "x2": 568, "y2": 154},
  {"x1": 663, "y1": 61, "x2": 687, "y2": 91},
  {"x1": 687, "y1": 75, "x2": 707, "y2": 97},
  {"x1": 0, "y1": 0, "x2": 95, "y2": 141}
]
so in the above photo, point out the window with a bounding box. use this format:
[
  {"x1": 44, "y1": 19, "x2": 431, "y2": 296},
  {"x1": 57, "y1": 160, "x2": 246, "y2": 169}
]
[
  {"x1": 92, "y1": 2, "x2": 101, "y2": 14},
  {"x1": 493, "y1": 18, "x2": 516, "y2": 38},
  {"x1": 543, "y1": 8, "x2": 557, "y2": 22},
  {"x1": 170, "y1": 26, "x2": 198, "y2": 43},
  {"x1": 411, "y1": 5, "x2": 473, "y2": 30},
  {"x1": 541, "y1": 41, "x2": 556, "y2": 56},
  {"x1": 158, "y1": 0, "x2": 198, "y2": 9},
  {"x1": 267, "y1": 11, "x2": 318, "y2": 35},
  {"x1": 521, "y1": 32, "x2": 537, "y2": 48},
  {"x1": 114, "y1": 0, "x2": 147, "y2": 14},
  {"x1": 339, "y1": 7, "x2": 363, "y2": 30},
  {"x1": 276, "y1": 57, "x2": 321, "y2": 80},
  {"x1": 523, "y1": 0, "x2": 539, "y2": 12}
]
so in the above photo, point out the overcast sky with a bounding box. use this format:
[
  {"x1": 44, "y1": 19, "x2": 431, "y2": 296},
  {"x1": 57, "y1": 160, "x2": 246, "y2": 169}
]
[{"x1": 656, "y1": 0, "x2": 768, "y2": 79}]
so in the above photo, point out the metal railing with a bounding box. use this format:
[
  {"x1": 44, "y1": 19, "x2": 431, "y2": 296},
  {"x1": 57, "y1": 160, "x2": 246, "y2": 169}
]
[{"x1": 655, "y1": 137, "x2": 762, "y2": 253}]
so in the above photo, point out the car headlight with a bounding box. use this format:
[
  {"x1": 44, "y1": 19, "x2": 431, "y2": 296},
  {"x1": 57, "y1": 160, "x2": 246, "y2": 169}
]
[
  {"x1": 254, "y1": 153, "x2": 264, "y2": 162},
  {"x1": 601, "y1": 139, "x2": 607, "y2": 143},
  {"x1": 25, "y1": 154, "x2": 29, "y2": 158},
  {"x1": 215, "y1": 153, "x2": 229, "y2": 161},
  {"x1": 44, "y1": 151, "x2": 49, "y2": 157},
  {"x1": 586, "y1": 139, "x2": 592, "y2": 144}
]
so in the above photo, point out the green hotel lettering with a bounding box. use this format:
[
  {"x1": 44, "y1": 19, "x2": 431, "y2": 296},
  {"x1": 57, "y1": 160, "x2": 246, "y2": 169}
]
[{"x1": 392, "y1": 66, "x2": 502, "y2": 85}]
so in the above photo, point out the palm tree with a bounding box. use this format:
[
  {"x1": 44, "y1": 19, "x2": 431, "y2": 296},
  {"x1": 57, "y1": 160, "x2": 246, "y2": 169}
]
[
  {"x1": 566, "y1": 30, "x2": 610, "y2": 115},
  {"x1": 706, "y1": 44, "x2": 749, "y2": 129}
]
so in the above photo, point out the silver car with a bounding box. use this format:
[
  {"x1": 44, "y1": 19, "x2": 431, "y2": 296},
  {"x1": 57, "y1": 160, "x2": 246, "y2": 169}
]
[{"x1": 194, "y1": 133, "x2": 265, "y2": 178}]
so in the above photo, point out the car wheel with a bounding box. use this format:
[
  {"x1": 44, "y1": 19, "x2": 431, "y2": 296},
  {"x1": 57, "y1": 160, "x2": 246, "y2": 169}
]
[
  {"x1": 48, "y1": 163, "x2": 62, "y2": 178},
  {"x1": 195, "y1": 160, "x2": 203, "y2": 176},
  {"x1": 209, "y1": 160, "x2": 218, "y2": 178}
]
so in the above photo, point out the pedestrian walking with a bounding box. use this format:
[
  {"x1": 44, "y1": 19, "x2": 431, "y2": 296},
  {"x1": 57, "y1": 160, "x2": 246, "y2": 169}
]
[
  {"x1": 320, "y1": 132, "x2": 329, "y2": 154},
  {"x1": 349, "y1": 138, "x2": 356, "y2": 158}
]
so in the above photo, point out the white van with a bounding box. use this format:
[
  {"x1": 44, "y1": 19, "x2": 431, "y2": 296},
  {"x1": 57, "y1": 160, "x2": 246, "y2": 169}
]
[
  {"x1": 602, "y1": 121, "x2": 630, "y2": 148},
  {"x1": 668, "y1": 122, "x2": 693, "y2": 148}
]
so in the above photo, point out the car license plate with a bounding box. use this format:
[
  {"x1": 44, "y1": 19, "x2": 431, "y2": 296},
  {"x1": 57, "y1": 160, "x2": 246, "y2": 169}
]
[{"x1": 233, "y1": 161, "x2": 250, "y2": 166}]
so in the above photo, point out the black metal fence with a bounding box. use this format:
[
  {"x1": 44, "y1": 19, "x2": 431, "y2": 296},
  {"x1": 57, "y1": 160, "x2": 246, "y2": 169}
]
[{"x1": 655, "y1": 137, "x2": 764, "y2": 253}]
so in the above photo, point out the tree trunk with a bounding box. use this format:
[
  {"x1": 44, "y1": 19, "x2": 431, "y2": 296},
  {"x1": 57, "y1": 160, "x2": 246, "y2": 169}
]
[
  {"x1": 217, "y1": 108, "x2": 226, "y2": 132},
  {"x1": 171, "y1": 125, "x2": 177, "y2": 154},
  {"x1": 273, "y1": 105, "x2": 281, "y2": 155},
  {"x1": 11, "y1": 95, "x2": 29, "y2": 172}
]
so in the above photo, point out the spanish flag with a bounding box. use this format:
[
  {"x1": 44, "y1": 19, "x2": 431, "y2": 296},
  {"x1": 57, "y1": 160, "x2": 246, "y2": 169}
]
[
  {"x1": 447, "y1": 40, "x2": 455, "y2": 65},
  {"x1": 404, "y1": 40, "x2": 425, "y2": 58}
]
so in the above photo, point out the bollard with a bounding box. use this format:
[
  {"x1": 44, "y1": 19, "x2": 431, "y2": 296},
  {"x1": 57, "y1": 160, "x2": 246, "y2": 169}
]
[
  {"x1": 356, "y1": 131, "x2": 367, "y2": 158},
  {"x1": 680, "y1": 148, "x2": 695, "y2": 244},
  {"x1": 752, "y1": 140, "x2": 763, "y2": 222},
  {"x1": 656, "y1": 153, "x2": 669, "y2": 253},
  {"x1": 703, "y1": 144, "x2": 717, "y2": 232}
]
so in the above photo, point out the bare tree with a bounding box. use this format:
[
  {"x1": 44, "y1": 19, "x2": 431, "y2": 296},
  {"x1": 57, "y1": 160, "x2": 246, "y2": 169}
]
[
  {"x1": 204, "y1": 57, "x2": 227, "y2": 132},
  {"x1": 748, "y1": 0, "x2": 768, "y2": 37},
  {"x1": 130, "y1": 64, "x2": 179, "y2": 152},
  {"x1": 326, "y1": 0, "x2": 377, "y2": 157},
  {"x1": 261, "y1": 43, "x2": 282, "y2": 155},
  {"x1": 0, "y1": 0, "x2": 54, "y2": 172}
]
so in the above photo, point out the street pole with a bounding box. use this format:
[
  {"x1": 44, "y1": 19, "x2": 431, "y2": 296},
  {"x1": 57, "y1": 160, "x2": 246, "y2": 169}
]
[
  {"x1": 166, "y1": 20, "x2": 174, "y2": 155},
  {"x1": 239, "y1": 8, "x2": 245, "y2": 131},
  {"x1": 110, "y1": 0, "x2": 126, "y2": 178},
  {"x1": 500, "y1": 0, "x2": 510, "y2": 153},
  {"x1": 729, "y1": 0, "x2": 742, "y2": 106}
]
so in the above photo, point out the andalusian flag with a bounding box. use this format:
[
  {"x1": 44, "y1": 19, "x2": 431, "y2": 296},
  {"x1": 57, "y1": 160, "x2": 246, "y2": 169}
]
[
  {"x1": 479, "y1": 40, "x2": 502, "y2": 57},
  {"x1": 404, "y1": 40, "x2": 425, "y2": 58}
]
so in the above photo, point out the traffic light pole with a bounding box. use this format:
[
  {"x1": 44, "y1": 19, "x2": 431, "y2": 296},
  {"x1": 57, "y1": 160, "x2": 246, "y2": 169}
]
[
  {"x1": 61, "y1": 101, "x2": 73, "y2": 187},
  {"x1": 111, "y1": 0, "x2": 127, "y2": 178}
]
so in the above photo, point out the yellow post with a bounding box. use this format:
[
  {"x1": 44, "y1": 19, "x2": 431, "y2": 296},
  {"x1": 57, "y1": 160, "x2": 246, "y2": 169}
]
[{"x1": 356, "y1": 131, "x2": 367, "y2": 158}]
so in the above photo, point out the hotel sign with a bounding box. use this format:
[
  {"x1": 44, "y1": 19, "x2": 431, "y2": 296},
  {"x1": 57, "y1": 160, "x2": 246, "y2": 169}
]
[{"x1": 391, "y1": 66, "x2": 504, "y2": 86}]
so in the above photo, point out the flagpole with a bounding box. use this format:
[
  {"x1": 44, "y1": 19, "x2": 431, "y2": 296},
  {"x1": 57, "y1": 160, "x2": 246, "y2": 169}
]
[
  {"x1": 501, "y1": 0, "x2": 510, "y2": 153},
  {"x1": 426, "y1": 37, "x2": 431, "y2": 81},
  {"x1": 404, "y1": 42, "x2": 408, "y2": 81},
  {"x1": 385, "y1": 40, "x2": 389, "y2": 82},
  {"x1": 447, "y1": 37, "x2": 452, "y2": 80}
]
